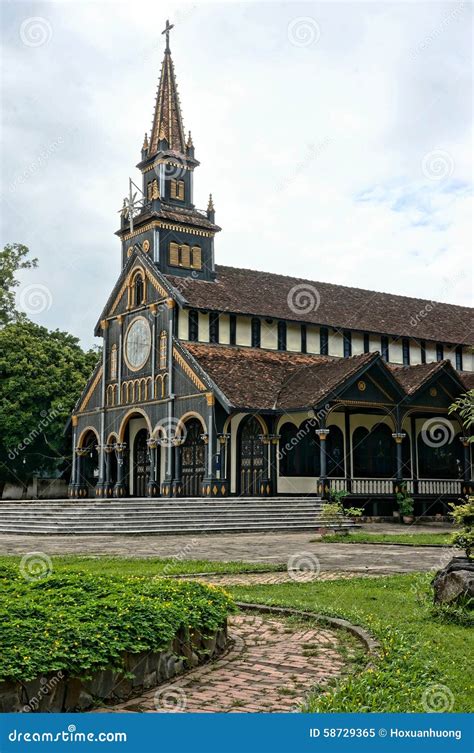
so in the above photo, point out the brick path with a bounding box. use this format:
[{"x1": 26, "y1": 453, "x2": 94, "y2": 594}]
[
  {"x1": 97, "y1": 614, "x2": 356, "y2": 713},
  {"x1": 188, "y1": 571, "x2": 382, "y2": 587}
]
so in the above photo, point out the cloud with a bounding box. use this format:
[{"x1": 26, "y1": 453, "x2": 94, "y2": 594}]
[{"x1": 1, "y1": 0, "x2": 472, "y2": 347}]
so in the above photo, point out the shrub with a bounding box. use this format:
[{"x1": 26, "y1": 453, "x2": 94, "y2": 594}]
[
  {"x1": 449, "y1": 498, "x2": 474, "y2": 559},
  {"x1": 0, "y1": 565, "x2": 235, "y2": 682}
]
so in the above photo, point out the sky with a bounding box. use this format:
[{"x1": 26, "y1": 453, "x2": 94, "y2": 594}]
[{"x1": 1, "y1": 0, "x2": 472, "y2": 349}]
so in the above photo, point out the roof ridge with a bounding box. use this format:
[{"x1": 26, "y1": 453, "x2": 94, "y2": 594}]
[{"x1": 214, "y1": 264, "x2": 472, "y2": 312}]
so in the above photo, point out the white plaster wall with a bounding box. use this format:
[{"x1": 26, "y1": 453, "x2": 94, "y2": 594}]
[
  {"x1": 178, "y1": 308, "x2": 189, "y2": 340},
  {"x1": 462, "y1": 348, "x2": 474, "y2": 371},
  {"x1": 198, "y1": 312, "x2": 209, "y2": 343},
  {"x1": 352, "y1": 332, "x2": 364, "y2": 356},
  {"x1": 389, "y1": 339, "x2": 403, "y2": 364},
  {"x1": 236, "y1": 316, "x2": 251, "y2": 346},
  {"x1": 425, "y1": 343, "x2": 437, "y2": 363},
  {"x1": 410, "y1": 340, "x2": 422, "y2": 365},
  {"x1": 306, "y1": 326, "x2": 319, "y2": 354},
  {"x1": 445, "y1": 345, "x2": 457, "y2": 367},
  {"x1": 369, "y1": 334, "x2": 381, "y2": 354},
  {"x1": 328, "y1": 330, "x2": 344, "y2": 357},
  {"x1": 219, "y1": 314, "x2": 230, "y2": 345},
  {"x1": 287, "y1": 323, "x2": 301, "y2": 352},
  {"x1": 261, "y1": 320, "x2": 277, "y2": 349}
]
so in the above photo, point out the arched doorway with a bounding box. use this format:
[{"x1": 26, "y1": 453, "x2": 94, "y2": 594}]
[
  {"x1": 181, "y1": 419, "x2": 206, "y2": 496},
  {"x1": 133, "y1": 428, "x2": 150, "y2": 497},
  {"x1": 79, "y1": 430, "x2": 99, "y2": 493},
  {"x1": 353, "y1": 424, "x2": 395, "y2": 477},
  {"x1": 238, "y1": 416, "x2": 266, "y2": 495}
]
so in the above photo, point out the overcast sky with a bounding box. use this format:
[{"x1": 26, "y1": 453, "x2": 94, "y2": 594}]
[{"x1": 1, "y1": 0, "x2": 472, "y2": 349}]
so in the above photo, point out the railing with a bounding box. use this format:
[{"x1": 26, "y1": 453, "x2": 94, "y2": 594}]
[
  {"x1": 417, "y1": 479, "x2": 462, "y2": 496},
  {"x1": 351, "y1": 478, "x2": 393, "y2": 495},
  {"x1": 327, "y1": 477, "x2": 462, "y2": 496}
]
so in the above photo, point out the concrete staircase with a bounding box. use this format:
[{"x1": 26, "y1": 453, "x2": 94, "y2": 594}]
[{"x1": 0, "y1": 497, "x2": 353, "y2": 535}]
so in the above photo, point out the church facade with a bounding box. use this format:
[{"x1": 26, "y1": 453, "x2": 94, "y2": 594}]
[{"x1": 69, "y1": 28, "x2": 474, "y2": 515}]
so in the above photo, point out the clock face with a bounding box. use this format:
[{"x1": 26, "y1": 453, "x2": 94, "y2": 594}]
[{"x1": 124, "y1": 317, "x2": 151, "y2": 371}]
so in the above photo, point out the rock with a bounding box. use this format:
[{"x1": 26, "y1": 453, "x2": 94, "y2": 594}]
[
  {"x1": 202, "y1": 635, "x2": 217, "y2": 656},
  {"x1": 0, "y1": 681, "x2": 22, "y2": 712},
  {"x1": 83, "y1": 668, "x2": 116, "y2": 698},
  {"x1": 432, "y1": 557, "x2": 474, "y2": 604}
]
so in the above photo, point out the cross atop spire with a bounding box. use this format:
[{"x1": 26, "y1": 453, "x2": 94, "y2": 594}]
[
  {"x1": 161, "y1": 19, "x2": 174, "y2": 52},
  {"x1": 148, "y1": 22, "x2": 186, "y2": 155}
]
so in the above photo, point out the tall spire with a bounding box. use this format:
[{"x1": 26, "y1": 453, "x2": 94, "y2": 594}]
[{"x1": 149, "y1": 21, "x2": 186, "y2": 155}]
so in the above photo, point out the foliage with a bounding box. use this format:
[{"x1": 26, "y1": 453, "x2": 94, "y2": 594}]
[
  {"x1": 449, "y1": 390, "x2": 474, "y2": 441},
  {"x1": 449, "y1": 498, "x2": 474, "y2": 559},
  {"x1": 0, "y1": 565, "x2": 235, "y2": 682},
  {"x1": 320, "y1": 502, "x2": 343, "y2": 524},
  {"x1": 329, "y1": 489, "x2": 349, "y2": 504},
  {"x1": 0, "y1": 244, "x2": 38, "y2": 327},
  {"x1": 0, "y1": 320, "x2": 99, "y2": 484},
  {"x1": 229, "y1": 573, "x2": 474, "y2": 712},
  {"x1": 396, "y1": 484, "x2": 414, "y2": 517},
  {"x1": 319, "y1": 532, "x2": 452, "y2": 546},
  {"x1": 344, "y1": 506, "x2": 364, "y2": 518},
  {"x1": 325, "y1": 489, "x2": 363, "y2": 520}
]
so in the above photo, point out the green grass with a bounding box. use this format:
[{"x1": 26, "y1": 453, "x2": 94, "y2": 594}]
[
  {"x1": 227, "y1": 574, "x2": 473, "y2": 712},
  {"x1": 0, "y1": 555, "x2": 283, "y2": 578},
  {"x1": 318, "y1": 532, "x2": 453, "y2": 546}
]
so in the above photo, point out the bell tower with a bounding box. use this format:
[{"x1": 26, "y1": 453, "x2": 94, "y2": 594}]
[{"x1": 117, "y1": 20, "x2": 220, "y2": 280}]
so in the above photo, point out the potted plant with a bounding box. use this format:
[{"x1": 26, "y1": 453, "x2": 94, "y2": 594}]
[{"x1": 396, "y1": 484, "x2": 415, "y2": 524}]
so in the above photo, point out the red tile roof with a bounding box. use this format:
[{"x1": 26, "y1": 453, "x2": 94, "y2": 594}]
[{"x1": 166, "y1": 265, "x2": 472, "y2": 345}]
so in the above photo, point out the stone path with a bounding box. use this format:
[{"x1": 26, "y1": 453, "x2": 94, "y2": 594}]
[
  {"x1": 187, "y1": 571, "x2": 382, "y2": 587},
  {"x1": 96, "y1": 614, "x2": 355, "y2": 714},
  {"x1": 0, "y1": 528, "x2": 453, "y2": 575}
]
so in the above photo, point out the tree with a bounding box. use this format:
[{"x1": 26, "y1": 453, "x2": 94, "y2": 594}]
[
  {"x1": 0, "y1": 244, "x2": 38, "y2": 327},
  {"x1": 449, "y1": 390, "x2": 474, "y2": 442},
  {"x1": 0, "y1": 320, "x2": 99, "y2": 494}
]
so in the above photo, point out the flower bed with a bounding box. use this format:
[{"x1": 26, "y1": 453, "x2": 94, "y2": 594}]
[{"x1": 0, "y1": 563, "x2": 234, "y2": 711}]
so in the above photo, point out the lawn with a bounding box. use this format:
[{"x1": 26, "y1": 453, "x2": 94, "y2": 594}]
[
  {"x1": 0, "y1": 556, "x2": 283, "y2": 578},
  {"x1": 318, "y1": 532, "x2": 453, "y2": 547},
  {"x1": 228, "y1": 573, "x2": 473, "y2": 713}
]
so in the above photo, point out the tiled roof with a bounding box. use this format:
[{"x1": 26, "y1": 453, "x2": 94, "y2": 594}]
[
  {"x1": 166, "y1": 265, "x2": 472, "y2": 345},
  {"x1": 387, "y1": 361, "x2": 447, "y2": 395},
  {"x1": 181, "y1": 343, "x2": 378, "y2": 410},
  {"x1": 460, "y1": 371, "x2": 474, "y2": 391}
]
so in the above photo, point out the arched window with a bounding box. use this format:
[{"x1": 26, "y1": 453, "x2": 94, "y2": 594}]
[
  {"x1": 417, "y1": 431, "x2": 463, "y2": 479},
  {"x1": 353, "y1": 424, "x2": 395, "y2": 477},
  {"x1": 191, "y1": 246, "x2": 202, "y2": 270},
  {"x1": 134, "y1": 273, "x2": 144, "y2": 306},
  {"x1": 159, "y1": 330, "x2": 168, "y2": 370},
  {"x1": 110, "y1": 344, "x2": 117, "y2": 380},
  {"x1": 326, "y1": 426, "x2": 345, "y2": 477},
  {"x1": 278, "y1": 421, "x2": 319, "y2": 477}
]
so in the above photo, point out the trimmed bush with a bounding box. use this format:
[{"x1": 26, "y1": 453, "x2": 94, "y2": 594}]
[{"x1": 0, "y1": 563, "x2": 235, "y2": 682}]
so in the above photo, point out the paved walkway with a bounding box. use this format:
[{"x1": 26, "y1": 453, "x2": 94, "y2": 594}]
[
  {"x1": 95, "y1": 614, "x2": 355, "y2": 713},
  {"x1": 0, "y1": 527, "x2": 452, "y2": 575}
]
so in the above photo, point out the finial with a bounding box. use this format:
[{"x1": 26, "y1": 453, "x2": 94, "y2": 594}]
[
  {"x1": 207, "y1": 193, "x2": 214, "y2": 212},
  {"x1": 186, "y1": 130, "x2": 194, "y2": 148},
  {"x1": 162, "y1": 19, "x2": 174, "y2": 53},
  {"x1": 142, "y1": 132, "x2": 149, "y2": 150}
]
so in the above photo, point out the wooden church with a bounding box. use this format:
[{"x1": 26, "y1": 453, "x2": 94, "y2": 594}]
[{"x1": 69, "y1": 23, "x2": 474, "y2": 515}]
